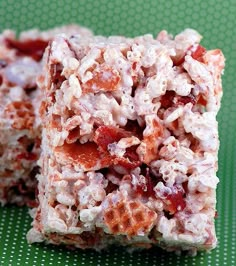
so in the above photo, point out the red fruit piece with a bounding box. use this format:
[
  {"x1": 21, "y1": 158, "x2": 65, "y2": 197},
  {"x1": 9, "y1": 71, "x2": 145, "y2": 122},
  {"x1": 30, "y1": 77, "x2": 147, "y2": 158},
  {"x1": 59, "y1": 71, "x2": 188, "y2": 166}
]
[
  {"x1": 124, "y1": 145, "x2": 140, "y2": 162},
  {"x1": 134, "y1": 168, "x2": 156, "y2": 198},
  {"x1": 124, "y1": 120, "x2": 144, "y2": 139},
  {"x1": 145, "y1": 168, "x2": 156, "y2": 197},
  {"x1": 191, "y1": 45, "x2": 206, "y2": 62},
  {"x1": 114, "y1": 157, "x2": 141, "y2": 170},
  {"x1": 94, "y1": 126, "x2": 132, "y2": 151},
  {"x1": 196, "y1": 93, "x2": 207, "y2": 106},
  {"x1": 160, "y1": 91, "x2": 175, "y2": 109},
  {"x1": 82, "y1": 65, "x2": 120, "y2": 93},
  {"x1": 16, "y1": 152, "x2": 38, "y2": 161},
  {"x1": 176, "y1": 94, "x2": 196, "y2": 105},
  {"x1": 165, "y1": 186, "x2": 186, "y2": 214},
  {"x1": 55, "y1": 141, "x2": 113, "y2": 170},
  {"x1": 6, "y1": 39, "x2": 49, "y2": 61},
  {"x1": 161, "y1": 91, "x2": 196, "y2": 109},
  {"x1": 94, "y1": 126, "x2": 141, "y2": 170},
  {"x1": 172, "y1": 54, "x2": 185, "y2": 66}
]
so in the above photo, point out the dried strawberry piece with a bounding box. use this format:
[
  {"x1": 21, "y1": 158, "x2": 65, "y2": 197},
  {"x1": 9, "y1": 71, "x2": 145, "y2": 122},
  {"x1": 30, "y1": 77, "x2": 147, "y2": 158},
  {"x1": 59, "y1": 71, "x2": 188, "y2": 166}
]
[
  {"x1": 124, "y1": 120, "x2": 144, "y2": 139},
  {"x1": 135, "y1": 168, "x2": 156, "y2": 198},
  {"x1": 105, "y1": 181, "x2": 119, "y2": 195},
  {"x1": 171, "y1": 54, "x2": 185, "y2": 66},
  {"x1": 112, "y1": 144, "x2": 141, "y2": 170},
  {"x1": 82, "y1": 64, "x2": 120, "y2": 93},
  {"x1": 6, "y1": 39, "x2": 49, "y2": 61},
  {"x1": 16, "y1": 152, "x2": 38, "y2": 161},
  {"x1": 124, "y1": 145, "x2": 140, "y2": 162},
  {"x1": 165, "y1": 185, "x2": 186, "y2": 214},
  {"x1": 94, "y1": 126, "x2": 141, "y2": 170},
  {"x1": 145, "y1": 169, "x2": 157, "y2": 198},
  {"x1": 66, "y1": 127, "x2": 80, "y2": 144},
  {"x1": 191, "y1": 45, "x2": 206, "y2": 62},
  {"x1": 160, "y1": 91, "x2": 175, "y2": 108},
  {"x1": 176, "y1": 94, "x2": 196, "y2": 105},
  {"x1": 132, "y1": 62, "x2": 137, "y2": 70},
  {"x1": 172, "y1": 45, "x2": 206, "y2": 66},
  {"x1": 114, "y1": 157, "x2": 141, "y2": 170},
  {"x1": 161, "y1": 91, "x2": 196, "y2": 108},
  {"x1": 196, "y1": 93, "x2": 207, "y2": 106},
  {"x1": 55, "y1": 141, "x2": 113, "y2": 170},
  {"x1": 113, "y1": 145, "x2": 141, "y2": 170},
  {"x1": 50, "y1": 63, "x2": 65, "y2": 91},
  {"x1": 94, "y1": 126, "x2": 132, "y2": 151},
  {"x1": 182, "y1": 181, "x2": 188, "y2": 194}
]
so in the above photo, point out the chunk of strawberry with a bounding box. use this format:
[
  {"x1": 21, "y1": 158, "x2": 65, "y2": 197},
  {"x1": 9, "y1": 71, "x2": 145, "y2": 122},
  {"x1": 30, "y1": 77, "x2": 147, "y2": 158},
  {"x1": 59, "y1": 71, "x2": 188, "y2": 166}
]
[
  {"x1": 165, "y1": 185, "x2": 186, "y2": 214},
  {"x1": 176, "y1": 94, "x2": 196, "y2": 105},
  {"x1": 134, "y1": 168, "x2": 156, "y2": 198},
  {"x1": 6, "y1": 39, "x2": 49, "y2": 61},
  {"x1": 82, "y1": 65, "x2": 120, "y2": 93},
  {"x1": 16, "y1": 152, "x2": 38, "y2": 161},
  {"x1": 161, "y1": 91, "x2": 196, "y2": 109},
  {"x1": 160, "y1": 91, "x2": 175, "y2": 109},
  {"x1": 55, "y1": 141, "x2": 113, "y2": 170},
  {"x1": 94, "y1": 126, "x2": 132, "y2": 151},
  {"x1": 191, "y1": 45, "x2": 206, "y2": 62}
]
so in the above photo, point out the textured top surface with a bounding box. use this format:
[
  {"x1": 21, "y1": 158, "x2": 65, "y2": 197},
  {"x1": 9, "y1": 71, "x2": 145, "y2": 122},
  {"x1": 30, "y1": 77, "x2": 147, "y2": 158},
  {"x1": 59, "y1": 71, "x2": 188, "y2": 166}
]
[{"x1": 0, "y1": 0, "x2": 235, "y2": 266}]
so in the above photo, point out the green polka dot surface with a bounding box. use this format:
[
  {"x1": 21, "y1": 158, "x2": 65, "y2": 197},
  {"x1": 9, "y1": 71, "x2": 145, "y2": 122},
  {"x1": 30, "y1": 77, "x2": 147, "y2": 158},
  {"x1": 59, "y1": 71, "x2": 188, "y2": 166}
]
[{"x1": 0, "y1": 0, "x2": 235, "y2": 265}]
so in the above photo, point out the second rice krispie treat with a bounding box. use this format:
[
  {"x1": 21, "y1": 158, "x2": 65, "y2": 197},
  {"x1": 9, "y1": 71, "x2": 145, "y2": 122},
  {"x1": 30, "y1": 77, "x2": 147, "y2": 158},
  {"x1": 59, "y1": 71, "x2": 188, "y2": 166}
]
[
  {"x1": 28, "y1": 29, "x2": 224, "y2": 254},
  {"x1": 0, "y1": 25, "x2": 93, "y2": 206}
]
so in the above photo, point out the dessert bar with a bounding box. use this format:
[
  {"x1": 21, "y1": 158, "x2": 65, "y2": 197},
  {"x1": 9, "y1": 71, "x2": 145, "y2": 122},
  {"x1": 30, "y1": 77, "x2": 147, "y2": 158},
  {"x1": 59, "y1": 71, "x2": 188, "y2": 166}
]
[
  {"x1": 28, "y1": 29, "x2": 224, "y2": 253},
  {"x1": 0, "y1": 25, "x2": 93, "y2": 206}
]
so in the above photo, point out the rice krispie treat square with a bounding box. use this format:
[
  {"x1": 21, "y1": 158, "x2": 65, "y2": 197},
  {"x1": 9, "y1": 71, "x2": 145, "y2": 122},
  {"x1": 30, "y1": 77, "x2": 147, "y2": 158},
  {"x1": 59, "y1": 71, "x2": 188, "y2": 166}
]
[
  {"x1": 0, "y1": 25, "x2": 93, "y2": 206},
  {"x1": 28, "y1": 29, "x2": 224, "y2": 253}
]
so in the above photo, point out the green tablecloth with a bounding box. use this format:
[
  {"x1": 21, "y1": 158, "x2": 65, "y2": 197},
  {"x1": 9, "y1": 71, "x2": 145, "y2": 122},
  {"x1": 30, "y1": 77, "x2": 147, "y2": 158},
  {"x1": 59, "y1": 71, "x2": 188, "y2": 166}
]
[{"x1": 0, "y1": 0, "x2": 235, "y2": 265}]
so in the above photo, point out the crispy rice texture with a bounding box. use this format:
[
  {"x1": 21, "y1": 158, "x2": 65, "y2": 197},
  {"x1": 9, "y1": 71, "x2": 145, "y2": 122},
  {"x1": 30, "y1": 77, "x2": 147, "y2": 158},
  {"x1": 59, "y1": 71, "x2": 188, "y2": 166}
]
[
  {"x1": 27, "y1": 29, "x2": 225, "y2": 254},
  {"x1": 0, "y1": 25, "x2": 93, "y2": 206}
]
